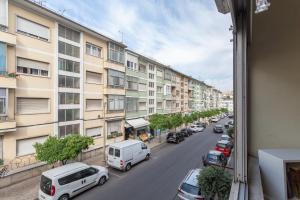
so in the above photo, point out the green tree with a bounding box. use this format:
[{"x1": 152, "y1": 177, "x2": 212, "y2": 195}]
[
  {"x1": 34, "y1": 135, "x2": 94, "y2": 165},
  {"x1": 183, "y1": 114, "x2": 193, "y2": 128},
  {"x1": 227, "y1": 127, "x2": 234, "y2": 138},
  {"x1": 170, "y1": 113, "x2": 183, "y2": 132},
  {"x1": 198, "y1": 166, "x2": 232, "y2": 200}
]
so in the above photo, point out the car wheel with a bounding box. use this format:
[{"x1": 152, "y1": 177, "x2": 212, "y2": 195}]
[
  {"x1": 98, "y1": 176, "x2": 106, "y2": 185},
  {"x1": 125, "y1": 163, "x2": 131, "y2": 171},
  {"x1": 59, "y1": 194, "x2": 69, "y2": 200},
  {"x1": 145, "y1": 153, "x2": 150, "y2": 160}
]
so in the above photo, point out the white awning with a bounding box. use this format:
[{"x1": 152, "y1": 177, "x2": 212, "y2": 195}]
[{"x1": 126, "y1": 118, "x2": 150, "y2": 129}]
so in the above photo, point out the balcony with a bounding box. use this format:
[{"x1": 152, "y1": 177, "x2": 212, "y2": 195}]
[
  {"x1": 0, "y1": 72, "x2": 17, "y2": 88},
  {"x1": 0, "y1": 116, "x2": 16, "y2": 133},
  {"x1": 0, "y1": 31, "x2": 16, "y2": 46}
]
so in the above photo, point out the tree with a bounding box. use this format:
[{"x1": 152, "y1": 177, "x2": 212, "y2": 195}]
[
  {"x1": 170, "y1": 113, "x2": 183, "y2": 132},
  {"x1": 198, "y1": 166, "x2": 232, "y2": 200},
  {"x1": 34, "y1": 135, "x2": 94, "y2": 165},
  {"x1": 227, "y1": 127, "x2": 234, "y2": 138},
  {"x1": 183, "y1": 114, "x2": 193, "y2": 128}
]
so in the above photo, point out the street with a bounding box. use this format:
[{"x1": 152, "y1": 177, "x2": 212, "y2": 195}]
[{"x1": 74, "y1": 118, "x2": 229, "y2": 200}]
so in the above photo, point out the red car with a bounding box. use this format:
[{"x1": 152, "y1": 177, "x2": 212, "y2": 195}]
[{"x1": 214, "y1": 140, "x2": 232, "y2": 157}]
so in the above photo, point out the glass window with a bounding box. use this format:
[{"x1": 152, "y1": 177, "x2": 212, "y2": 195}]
[
  {"x1": 107, "y1": 95, "x2": 125, "y2": 111},
  {"x1": 58, "y1": 41, "x2": 80, "y2": 58},
  {"x1": 107, "y1": 69, "x2": 125, "y2": 88},
  {"x1": 40, "y1": 175, "x2": 52, "y2": 195},
  {"x1": 58, "y1": 25, "x2": 80, "y2": 43},
  {"x1": 58, "y1": 58, "x2": 80, "y2": 73},
  {"x1": 115, "y1": 149, "x2": 120, "y2": 157},
  {"x1": 17, "y1": 57, "x2": 49, "y2": 77},
  {"x1": 0, "y1": 42, "x2": 6, "y2": 72},
  {"x1": 0, "y1": 88, "x2": 6, "y2": 115},
  {"x1": 109, "y1": 147, "x2": 114, "y2": 155},
  {"x1": 108, "y1": 42, "x2": 124, "y2": 64},
  {"x1": 86, "y1": 43, "x2": 101, "y2": 57}
]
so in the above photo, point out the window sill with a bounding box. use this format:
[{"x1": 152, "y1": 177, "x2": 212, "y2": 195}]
[
  {"x1": 16, "y1": 112, "x2": 51, "y2": 116},
  {"x1": 17, "y1": 31, "x2": 50, "y2": 43},
  {"x1": 85, "y1": 82, "x2": 103, "y2": 85},
  {"x1": 16, "y1": 73, "x2": 50, "y2": 79}
]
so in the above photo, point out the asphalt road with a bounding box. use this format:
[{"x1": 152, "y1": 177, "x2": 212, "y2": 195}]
[{"x1": 75, "y1": 118, "x2": 229, "y2": 200}]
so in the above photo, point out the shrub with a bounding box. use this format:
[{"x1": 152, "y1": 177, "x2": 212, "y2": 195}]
[{"x1": 227, "y1": 127, "x2": 234, "y2": 138}]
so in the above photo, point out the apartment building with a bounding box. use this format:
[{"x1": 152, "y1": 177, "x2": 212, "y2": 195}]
[
  {"x1": 221, "y1": 92, "x2": 233, "y2": 112},
  {"x1": 0, "y1": 0, "x2": 125, "y2": 162}
]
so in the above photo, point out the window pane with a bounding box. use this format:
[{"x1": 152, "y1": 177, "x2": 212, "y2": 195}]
[{"x1": 58, "y1": 109, "x2": 65, "y2": 122}]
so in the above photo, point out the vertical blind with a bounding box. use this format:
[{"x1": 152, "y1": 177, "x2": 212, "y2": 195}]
[
  {"x1": 17, "y1": 98, "x2": 49, "y2": 114},
  {"x1": 17, "y1": 17, "x2": 50, "y2": 41},
  {"x1": 0, "y1": 0, "x2": 7, "y2": 26},
  {"x1": 16, "y1": 136, "x2": 48, "y2": 156}
]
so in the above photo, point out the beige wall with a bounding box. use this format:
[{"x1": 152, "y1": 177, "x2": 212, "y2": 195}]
[{"x1": 248, "y1": 0, "x2": 300, "y2": 156}]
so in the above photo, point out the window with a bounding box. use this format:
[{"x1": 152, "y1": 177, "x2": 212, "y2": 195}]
[
  {"x1": 164, "y1": 85, "x2": 171, "y2": 95},
  {"x1": 86, "y1": 127, "x2": 102, "y2": 137},
  {"x1": 0, "y1": 42, "x2": 6, "y2": 72},
  {"x1": 157, "y1": 86, "x2": 162, "y2": 93},
  {"x1": 126, "y1": 76, "x2": 138, "y2": 91},
  {"x1": 59, "y1": 124, "x2": 79, "y2": 138},
  {"x1": 115, "y1": 149, "x2": 120, "y2": 157},
  {"x1": 138, "y1": 83, "x2": 146, "y2": 91},
  {"x1": 16, "y1": 136, "x2": 47, "y2": 156},
  {"x1": 58, "y1": 109, "x2": 80, "y2": 122},
  {"x1": 149, "y1": 107, "x2": 154, "y2": 114},
  {"x1": 164, "y1": 70, "x2": 171, "y2": 80},
  {"x1": 126, "y1": 61, "x2": 137, "y2": 71},
  {"x1": 166, "y1": 100, "x2": 172, "y2": 109},
  {"x1": 157, "y1": 102, "x2": 163, "y2": 109},
  {"x1": 149, "y1": 99, "x2": 154, "y2": 105},
  {"x1": 17, "y1": 98, "x2": 49, "y2": 114},
  {"x1": 86, "y1": 71, "x2": 102, "y2": 84},
  {"x1": 108, "y1": 42, "x2": 124, "y2": 63},
  {"x1": 58, "y1": 41, "x2": 80, "y2": 58},
  {"x1": 0, "y1": 88, "x2": 6, "y2": 115},
  {"x1": 17, "y1": 17, "x2": 50, "y2": 41},
  {"x1": 86, "y1": 99, "x2": 102, "y2": 111},
  {"x1": 149, "y1": 82, "x2": 154, "y2": 88},
  {"x1": 17, "y1": 57, "x2": 49, "y2": 77},
  {"x1": 157, "y1": 70, "x2": 163, "y2": 77},
  {"x1": 58, "y1": 58, "x2": 80, "y2": 73},
  {"x1": 107, "y1": 120, "x2": 121, "y2": 136},
  {"x1": 59, "y1": 75, "x2": 80, "y2": 88},
  {"x1": 126, "y1": 97, "x2": 138, "y2": 112},
  {"x1": 58, "y1": 25, "x2": 80, "y2": 43},
  {"x1": 139, "y1": 64, "x2": 146, "y2": 73},
  {"x1": 149, "y1": 64, "x2": 155, "y2": 71},
  {"x1": 86, "y1": 43, "x2": 101, "y2": 57},
  {"x1": 149, "y1": 73, "x2": 154, "y2": 79},
  {"x1": 107, "y1": 69, "x2": 125, "y2": 88},
  {"x1": 107, "y1": 95, "x2": 124, "y2": 111},
  {"x1": 0, "y1": 0, "x2": 8, "y2": 27},
  {"x1": 139, "y1": 102, "x2": 146, "y2": 110},
  {"x1": 59, "y1": 93, "x2": 79, "y2": 105},
  {"x1": 149, "y1": 91, "x2": 154, "y2": 96}
]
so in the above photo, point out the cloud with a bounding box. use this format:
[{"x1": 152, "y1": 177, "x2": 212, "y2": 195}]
[{"x1": 45, "y1": 0, "x2": 233, "y2": 91}]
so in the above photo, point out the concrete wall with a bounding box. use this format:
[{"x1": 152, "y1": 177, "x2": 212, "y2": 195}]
[{"x1": 248, "y1": 0, "x2": 300, "y2": 156}]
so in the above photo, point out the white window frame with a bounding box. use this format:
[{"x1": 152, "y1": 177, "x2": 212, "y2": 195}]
[
  {"x1": 16, "y1": 98, "x2": 50, "y2": 115},
  {"x1": 16, "y1": 57, "x2": 50, "y2": 78},
  {"x1": 0, "y1": 88, "x2": 7, "y2": 116},
  {"x1": 86, "y1": 43, "x2": 102, "y2": 58},
  {"x1": 0, "y1": 0, "x2": 8, "y2": 28}
]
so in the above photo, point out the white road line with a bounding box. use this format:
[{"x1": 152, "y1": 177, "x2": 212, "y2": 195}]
[{"x1": 108, "y1": 172, "x2": 122, "y2": 178}]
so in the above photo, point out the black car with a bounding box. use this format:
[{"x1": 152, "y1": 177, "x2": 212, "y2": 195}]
[
  {"x1": 180, "y1": 128, "x2": 193, "y2": 137},
  {"x1": 213, "y1": 125, "x2": 224, "y2": 133},
  {"x1": 166, "y1": 132, "x2": 185, "y2": 143}
]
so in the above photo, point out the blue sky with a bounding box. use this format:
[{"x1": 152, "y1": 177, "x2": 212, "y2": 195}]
[{"x1": 45, "y1": 0, "x2": 233, "y2": 91}]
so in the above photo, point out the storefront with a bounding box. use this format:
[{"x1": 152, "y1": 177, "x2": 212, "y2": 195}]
[{"x1": 125, "y1": 118, "x2": 150, "y2": 141}]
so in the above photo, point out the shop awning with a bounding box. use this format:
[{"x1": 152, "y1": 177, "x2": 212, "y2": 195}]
[{"x1": 126, "y1": 118, "x2": 150, "y2": 129}]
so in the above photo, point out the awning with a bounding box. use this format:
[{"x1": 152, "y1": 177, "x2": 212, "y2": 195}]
[{"x1": 126, "y1": 118, "x2": 150, "y2": 129}]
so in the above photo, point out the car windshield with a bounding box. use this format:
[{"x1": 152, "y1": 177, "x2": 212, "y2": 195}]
[
  {"x1": 221, "y1": 137, "x2": 229, "y2": 140},
  {"x1": 208, "y1": 154, "x2": 218, "y2": 161},
  {"x1": 215, "y1": 125, "x2": 222, "y2": 128},
  {"x1": 181, "y1": 183, "x2": 201, "y2": 195},
  {"x1": 217, "y1": 143, "x2": 226, "y2": 148},
  {"x1": 40, "y1": 175, "x2": 52, "y2": 195}
]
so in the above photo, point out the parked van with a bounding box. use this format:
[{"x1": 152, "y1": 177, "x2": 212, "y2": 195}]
[
  {"x1": 107, "y1": 140, "x2": 151, "y2": 171},
  {"x1": 39, "y1": 162, "x2": 108, "y2": 200}
]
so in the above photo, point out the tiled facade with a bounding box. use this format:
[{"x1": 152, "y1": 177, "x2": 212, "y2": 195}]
[{"x1": 0, "y1": 0, "x2": 222, "y2": 163}]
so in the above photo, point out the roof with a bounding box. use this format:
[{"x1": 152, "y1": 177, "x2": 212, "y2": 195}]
[
  {"x1": 110, "y1": 139, "x2": 141, "y2": 149},
  {"x1": 217, "y1": 140, "x2": 230, "y2": 145},
  {"x1": 184, "y1": 168, "x2": 201, "y2": 186},
  {"x1": 13, "y1": 0, "x2": 126, "y2": 47},
  {"x1": 126, "y1": 118, "x2": 149, "y2": 129},
  {"x1": 209, "y1": 150, "x2": 223, "y2": 156},
  {"x1": 43, "y1": 162, "x2": 88, "y2": 178}
]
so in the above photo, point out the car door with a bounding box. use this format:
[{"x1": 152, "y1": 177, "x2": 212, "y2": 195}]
[
  {"x1": 80, "y1": 167, "x2": 99, "y2": 189},
  {"x1": 62, "y1": 171, "x2": 85, "y2": 197}
]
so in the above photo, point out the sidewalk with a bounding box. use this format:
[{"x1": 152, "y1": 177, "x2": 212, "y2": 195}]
[{"x1": 0, "y1": 136, "x2": 166, "y2": 200}]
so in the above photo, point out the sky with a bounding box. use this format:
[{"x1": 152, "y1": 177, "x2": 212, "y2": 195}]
[{"x1": 44, "y1": 0, "x2": 233, "y2": 91}]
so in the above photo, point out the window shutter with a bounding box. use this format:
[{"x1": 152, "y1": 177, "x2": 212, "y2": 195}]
[
  {"x1": 17, "y1": 98, "x2": 49, "y2": 114},
  {"x1": 16, "y1": 136, "x2": 47, "y2": 156},
  {"x1": 17, "y1": 17, "x2": 50, "y2": 40},
  {"x1": 17, "y1": 58, "x2": 49, "y2": 70},
  {"x1": 86, "y1": 127, "x2": 102, "y2": 137},
  {"x1": 86, "y1": 71, "x2": 101, "y2": 84},
  {"x1": 86, "y1": 99, "x2": 101, "y2": 111}
]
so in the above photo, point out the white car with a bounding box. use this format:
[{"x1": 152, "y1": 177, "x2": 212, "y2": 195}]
[
  {"x1": 189, "y1": 125, "x2": 204, "y2": 133},
  {"x1": 211, "y1": 117, "x2": 219, "y2": 123},
  {"x1": 107, "y1": 140, "x2": 150, "y2": 171},
  {"x1": 220, "y1": 134, "x2": 231, "y2": 141},
  {"x1": 39, "y1": 162, "x2": 108, "y2": 200},
  {"x1": 177, "y1": 168, "x2": 204, "y2": 200}
]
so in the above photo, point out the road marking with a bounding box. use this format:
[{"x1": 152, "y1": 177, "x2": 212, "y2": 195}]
[{"x1": 109, "y1": 172, "x2": 122, "y2": 178}]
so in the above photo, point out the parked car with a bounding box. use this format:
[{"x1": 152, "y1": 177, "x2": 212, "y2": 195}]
[
  {"x1": 202, "y1": 150, "x2": 228, "y2": 167},
  {"x1": 39, "y1": 162, "x2": 108, "y2": 200},
  {"x1": 195, "y1": 122, "x2": 206, "y2": 128},
  {"x1": 219, "y1": 135, "x2": 233, "y2": 149},
  {"x1": 107, "y1": 140, "x2": 150, "y2": 171},
  {"x1": 214, "y1": 140, "x2": 232, "y2": 157},
  {"x1": 189, "y1": 125, "x2": 199, "y2": 133},
  {"x1": 180, "y1": 128, "x2": 193, "y2": 137},
  {"x1": 228, "y1": 120, "x2": 234, "y2": 125},
  {"x1": 213, "y1": 124, "x2": 224, "y2": 133},
  {"x1": 211, "y1": 117, "x2": 219, "y2": 123},
  {"x1": 167, "y1": 132, "x2": 185, "y2": 143},
  {"x1": 177, "y1": 168, "x2": 204, "y2": 200},
  {"x1": 228, "y1": 113, "x2": 234, "y2": 118}
]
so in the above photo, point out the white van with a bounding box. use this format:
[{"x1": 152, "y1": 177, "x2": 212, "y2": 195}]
[
  {"x1": 107, "y1": 140, "x2": 151, "y2": 171},
  {"x1": 38, "y1": 162, "x2": 108, "y2": 200}
]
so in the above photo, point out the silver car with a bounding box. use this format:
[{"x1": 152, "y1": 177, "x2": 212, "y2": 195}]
[{"x1": 177, "y1": 168, "x2": 204, "y2": 200}]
